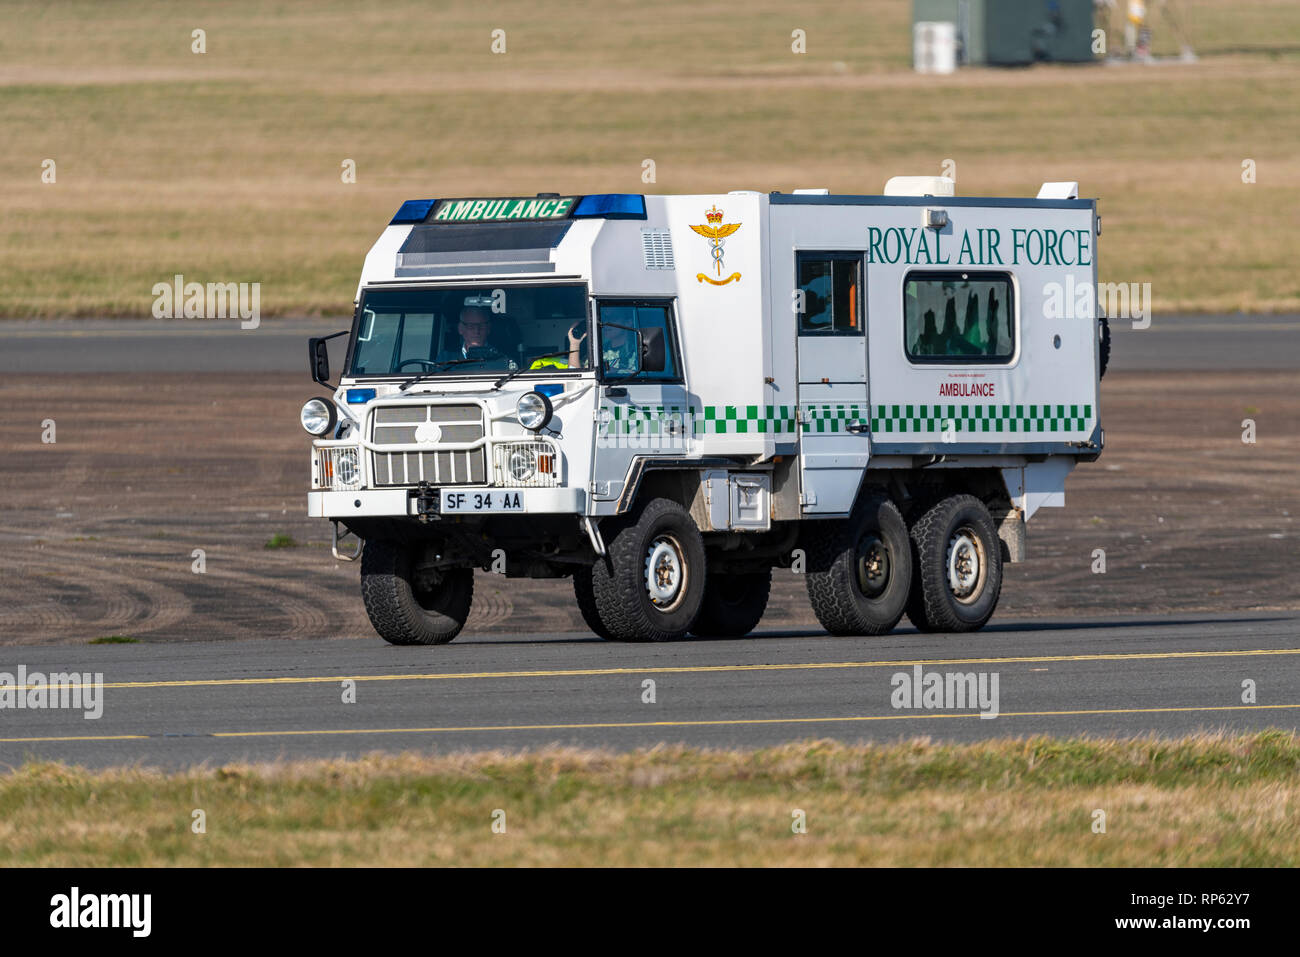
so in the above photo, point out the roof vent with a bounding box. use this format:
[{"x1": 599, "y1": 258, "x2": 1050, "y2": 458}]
[
  {"x1": 1037, "y1": 181, "x2": 1079, "y2": 200},
  {"x1": 883, "y1": 175, "x2": 955, "y2": 197},
  {"x1": 641, "y1": 228, "x2": 675, "y2": 270}
]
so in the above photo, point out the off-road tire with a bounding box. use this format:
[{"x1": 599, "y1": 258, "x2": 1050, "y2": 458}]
[
  {"x1": 589, "y1": 498, "x2": 706, "y2": 642},
  {"x1": 691, "y1": 570, "x2": 772, "y2": 638},
  {"x1": 1099, "y1": 314, "x2": 1111, "y2": 379},
  {"x1": 573, "y1": 565, "x2": 615, "y2": 641},
  {"x1": 360, "y1": 539, "x2": 473, "y2": 645},
  {"x1": 804, "y1": 497, "x2": 912, "y2": 636},
  {"x1": 905, "y1": 495, "x2": 1003, "y2": 634}
]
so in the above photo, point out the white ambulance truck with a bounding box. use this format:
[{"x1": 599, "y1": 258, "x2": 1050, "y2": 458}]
[{"x1": 302, "y1": 179, "x2": 1107, "y2": 644}]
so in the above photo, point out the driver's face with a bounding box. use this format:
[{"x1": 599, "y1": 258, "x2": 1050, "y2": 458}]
[{"x1": 459, "y1": 310, "x2": 491, "y2": 347}]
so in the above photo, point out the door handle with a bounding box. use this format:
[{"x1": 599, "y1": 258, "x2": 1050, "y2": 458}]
[{"x1": 846, "y1": 421, "x2": 870, "y2": 434}]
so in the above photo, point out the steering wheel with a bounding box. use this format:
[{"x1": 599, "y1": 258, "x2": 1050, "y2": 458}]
[{"x1": 397, "y1": 358, "x2": 440, "y2": 371}]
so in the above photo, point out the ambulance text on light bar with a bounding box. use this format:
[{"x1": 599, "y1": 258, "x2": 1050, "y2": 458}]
[{"x1": 431, "y1": 196, "x2": 577, "y2": 223}]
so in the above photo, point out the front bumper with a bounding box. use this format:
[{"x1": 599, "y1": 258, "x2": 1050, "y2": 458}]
[{"x1": 308, "y1": 486, "x2": 587, "y2": 519}]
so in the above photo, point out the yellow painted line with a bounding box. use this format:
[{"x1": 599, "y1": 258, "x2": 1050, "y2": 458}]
[
  {"x1": 0, "y1": 734, "x2": 149, "y2": 743},
  {"x1": 14, "y1": 646, "x2": 1300, "y2": 693},
  {"x1": 208, "y1": 703, "x2": 1300, "y2": 737},
  {"x1": 1, "y1": 703, "x2": 1297, "y2": 744}
]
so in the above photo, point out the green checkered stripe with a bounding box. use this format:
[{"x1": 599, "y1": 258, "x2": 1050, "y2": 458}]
[
  {"x1": 695, "y1": 405, "x2": 797, "y2": 435},
  {"x1": 801, "y1": 404, "x2": 868, "y2": 434},
  {"x1": 870, "y1": 403, "x2": 1093, "y2": 435},
  {"x1": 600, "y1": 404, "x2": 690, "y2": 436},
  {"x1": 599, "y1": 405, "x2": 797, "y2": 435}
]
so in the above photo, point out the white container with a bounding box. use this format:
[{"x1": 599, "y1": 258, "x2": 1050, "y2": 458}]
[{"x1": 914, "y1": 21, "x2": 957, "y2": 75}]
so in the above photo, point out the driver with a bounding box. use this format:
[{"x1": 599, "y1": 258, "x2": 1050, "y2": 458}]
[{"x1": 438, "y1": 305, "x2": 516, "y2": 369}]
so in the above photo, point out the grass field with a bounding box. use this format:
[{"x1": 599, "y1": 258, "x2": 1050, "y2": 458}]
[
  {"x1": 0, "y1": 0, "x2": 1297, "y2": 317},
  {"x1": 2, "y1": 733, "x2": 1298, "y2": 865}
]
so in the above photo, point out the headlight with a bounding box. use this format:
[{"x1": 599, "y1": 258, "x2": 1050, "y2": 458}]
[
  {"x1": 317, "y1": 446, "x2": 361, "y2": 490},
  {"x1": 335, "y1": 449, "x2": 359, "y2": 486},
  {"x1": 300, "y1": 398, "x2": 337, "y2": 436},
  {"x1": 508, "y1": 448, "x2": 536, "y2": 482},
  {"x1": 516, "y1": 391, "x2": 554, "y2": 431},
  {"x1": 493, "y1": 441, "x2": 558, "y2": 488}
]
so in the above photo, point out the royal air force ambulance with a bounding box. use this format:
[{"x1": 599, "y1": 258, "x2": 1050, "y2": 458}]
[{"x1": 301, "y1": 178, "x2": 1107, "y2": 644}]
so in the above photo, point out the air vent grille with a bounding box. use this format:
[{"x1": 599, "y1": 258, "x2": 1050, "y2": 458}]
[{"x1": 640, "y1": 228, "x2": 675, "y2": 270}]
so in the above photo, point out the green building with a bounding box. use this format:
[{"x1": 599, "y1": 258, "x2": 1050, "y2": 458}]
[{"x1": 913, "y1": 0, "x2": 1096, "y2": 66}]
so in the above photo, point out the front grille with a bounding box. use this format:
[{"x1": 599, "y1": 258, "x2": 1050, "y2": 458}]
[
  {"x1": 372, "y1": 449, "x2": 487, "y2": 486},
  {"x1": 370, "y1": 403, "x2": 486, "y2": 487}
]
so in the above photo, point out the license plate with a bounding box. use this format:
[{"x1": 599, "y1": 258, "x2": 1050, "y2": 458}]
[{"x1": 440, "y1": 489, "x2": 527, "y2": 513}]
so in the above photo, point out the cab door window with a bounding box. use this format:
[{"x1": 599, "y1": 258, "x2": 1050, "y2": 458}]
[{"x1": 596, "y1": 301, "x2": 680, "y2": 381}]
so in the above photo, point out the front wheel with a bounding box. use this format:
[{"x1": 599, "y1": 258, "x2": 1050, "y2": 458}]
[
  {"x1": 589, "y1": 498, "x2": 707, "y2": 642},
  {"x1": 360, "y1": 539, "x2": 474, "y2": 645},
  {"x1": 804, "y1": 497, "x2": 913, "y2": 636},
  {"x1": 905, "y1": 495, "x2": 1003, "y2": 633},
  {"x1": 573, "y1": 565, "x2": 615, "y2": 641}
]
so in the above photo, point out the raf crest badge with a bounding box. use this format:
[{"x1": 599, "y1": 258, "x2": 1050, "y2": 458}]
[{"x1": 689, "y1": 205, "x2": 742, "y2": 286}]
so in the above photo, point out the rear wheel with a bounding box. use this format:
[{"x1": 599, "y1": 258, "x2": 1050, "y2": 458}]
[
  {"x1": 691, "y1": 570, "x2": 772, "y2": 638},
  {"x1": 805, "y1": 497, "x2": 912, "y2": 636},
  {"x1": 360, "y1": 539, "x2": 473, "y2": 645},
  {"x1": 589, "y1": 498, "x2": 707, "y2": 642},
  {"x1": 905, "y1": 495, "x2": 1003, "y2": 633}
]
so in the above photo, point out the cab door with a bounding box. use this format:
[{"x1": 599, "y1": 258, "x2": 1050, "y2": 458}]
[
  {"x1": 589, "y1": 299, "x2": 690, "y2": 512},
  {"x1": 795, "y1": 251, "x2": 870, "y2": 514}
]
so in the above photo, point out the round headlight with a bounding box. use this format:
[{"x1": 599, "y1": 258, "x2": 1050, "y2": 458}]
[
  {"x1": 300, "y1": 398, "x2": 336, "y2": 436},
  {"x1": 508, "y1": 448, "x2": 537, "y2": 482},
  {"x1": 335, "y1": 449, "x2": 359, "y2": 485},
  {"x1": 516, "y1": 391, "x2": 554, "y2": 431}
]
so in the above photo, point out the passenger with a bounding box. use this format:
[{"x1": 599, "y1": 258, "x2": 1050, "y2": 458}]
[
  {"x1": 917, "y1": 308, "x2": 940, "y2": 355},
  {"x1": 960, "y1": 290, "x2": 985, "y2": 353},
  {"x1": 566, "y1": 321, "x2": 589, "y2": 368},
  {"x1": 540, "y1": 321, "x2": 638, "y2": 374},
  {"x1": 600, "y1": 323, "x2": 640, "y2": 375},
  {"x1": 527, "y1": 320, "x2": 587, "y2": 370},
  {"x1": 938, "y1": 295, "x2": 960, "y2": 354},
  {"x1": 985, "y1": 287, "x2": 1001, "y2": 353}
]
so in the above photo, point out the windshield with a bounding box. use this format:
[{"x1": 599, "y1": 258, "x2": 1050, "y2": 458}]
[{"x1": 350, "y1": 284, "x2": 591, "y2": 377}]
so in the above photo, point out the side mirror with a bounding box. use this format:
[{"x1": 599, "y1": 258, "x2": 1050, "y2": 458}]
[
  {"x1": 309, "y1": 337, "x2": 331, "y2": 385},
  {"x1": 640, "y1": 326, "x2": 666, "y2": 373},
  {"x1": 309, "y1": 330, "x2": 349, "y2": 386}
]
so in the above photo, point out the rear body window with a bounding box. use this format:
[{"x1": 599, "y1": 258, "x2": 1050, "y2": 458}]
[{"x1": 904, "y1": 271, "x2": 1015, "y2": 363}]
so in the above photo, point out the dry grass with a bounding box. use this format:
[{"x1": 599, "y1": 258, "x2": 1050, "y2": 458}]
[
  {"x1": 0, "y1": 0, "x2": 1297, "y2": 316},
  {"x1": 2, "y1": 732, "x2": 1298, "y2": 865}
]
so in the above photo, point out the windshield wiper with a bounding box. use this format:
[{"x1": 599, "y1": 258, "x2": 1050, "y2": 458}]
[
  {"x1": 491, "y1": 351, "x2": 573, "y2": 390},
  {"x1": 398, "y1": 358, "x2": 483, "y2": 391}
]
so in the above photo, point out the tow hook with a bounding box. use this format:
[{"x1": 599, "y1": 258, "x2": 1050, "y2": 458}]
[{"x1": 412, "y1": 481, "x2": 441, "y2": 523}]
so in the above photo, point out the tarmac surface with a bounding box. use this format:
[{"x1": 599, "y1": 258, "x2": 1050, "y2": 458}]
[{"x1": 1, "y1": 611, "x2": 1295, "y2": 768}]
